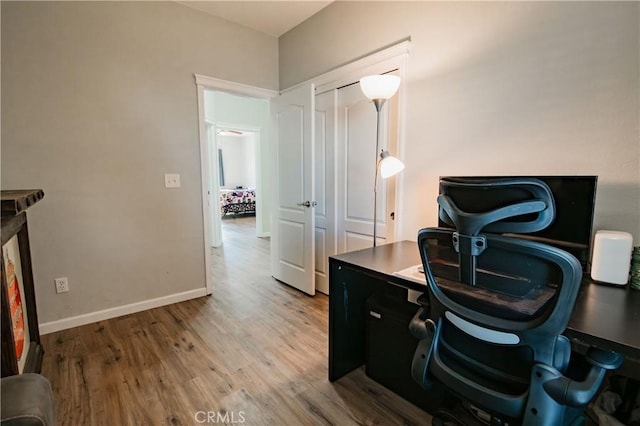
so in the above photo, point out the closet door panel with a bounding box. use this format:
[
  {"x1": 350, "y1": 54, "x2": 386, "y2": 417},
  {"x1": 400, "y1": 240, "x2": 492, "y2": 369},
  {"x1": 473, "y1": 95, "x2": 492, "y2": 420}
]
[
  {"x1": 314, "y1": 90, "x2": 336, "y2": 295},
  {"x1": 336, "y1": 81, "x2": 398, "y2": 252}
]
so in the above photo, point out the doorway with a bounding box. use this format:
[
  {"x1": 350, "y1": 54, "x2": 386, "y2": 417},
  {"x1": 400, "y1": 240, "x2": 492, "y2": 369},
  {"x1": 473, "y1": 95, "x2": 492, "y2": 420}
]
[
  {"x1": 196, "y1": 75, "x2": 277, "y2": 295},
  {"x1": 204, "y1": 89, "x2": 271, "y2": 247},
  {"x1": 214, "y1": 126, "x2": 259, "y2": 245}
]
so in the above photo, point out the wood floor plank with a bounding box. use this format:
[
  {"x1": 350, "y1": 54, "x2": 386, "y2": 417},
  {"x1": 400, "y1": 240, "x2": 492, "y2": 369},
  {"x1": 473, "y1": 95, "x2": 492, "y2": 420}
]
[{"x1": 41, "y1": 216, "x2": 433, "y2": 425}]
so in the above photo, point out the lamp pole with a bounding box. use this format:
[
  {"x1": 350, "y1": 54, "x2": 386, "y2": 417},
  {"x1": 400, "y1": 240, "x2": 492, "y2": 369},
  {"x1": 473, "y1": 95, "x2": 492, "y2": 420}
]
[
  {"x1": 359, "y1": 75, "x2": 402, "y2": 249},
  {"x1": 372, "y1": 99, "x2": 384, "y2": 247}
]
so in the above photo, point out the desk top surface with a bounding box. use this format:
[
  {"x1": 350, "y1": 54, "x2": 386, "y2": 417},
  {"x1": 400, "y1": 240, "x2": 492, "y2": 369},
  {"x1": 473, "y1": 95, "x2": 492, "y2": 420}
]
[{"x1": 330, "y1": 240, "x2": 640, "y2": 359}]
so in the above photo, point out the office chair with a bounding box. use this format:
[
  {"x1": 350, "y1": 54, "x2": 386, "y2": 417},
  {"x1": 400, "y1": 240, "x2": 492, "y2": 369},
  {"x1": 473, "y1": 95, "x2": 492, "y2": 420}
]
[{"x1": 410, "y1": 177, "x2": 623, "y2": 426}]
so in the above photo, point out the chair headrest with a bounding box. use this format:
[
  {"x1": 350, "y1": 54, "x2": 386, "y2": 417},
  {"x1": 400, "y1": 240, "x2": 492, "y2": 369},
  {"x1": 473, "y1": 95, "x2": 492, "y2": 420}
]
[{"x1": 438, "y1": 177, "x2": 555, "y2": 235}]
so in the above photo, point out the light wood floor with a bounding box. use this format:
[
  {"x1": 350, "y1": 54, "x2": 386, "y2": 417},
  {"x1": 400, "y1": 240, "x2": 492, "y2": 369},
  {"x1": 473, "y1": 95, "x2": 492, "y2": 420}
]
[{"x1": 41, "y1": 216, "x2": 432, "y2": 425}]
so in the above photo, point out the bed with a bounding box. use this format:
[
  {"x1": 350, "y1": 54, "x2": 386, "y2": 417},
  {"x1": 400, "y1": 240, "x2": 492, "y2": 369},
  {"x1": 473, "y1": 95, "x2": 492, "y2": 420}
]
[{"x1": 219, "y1": 189, "x2": 256, "y2": 216}]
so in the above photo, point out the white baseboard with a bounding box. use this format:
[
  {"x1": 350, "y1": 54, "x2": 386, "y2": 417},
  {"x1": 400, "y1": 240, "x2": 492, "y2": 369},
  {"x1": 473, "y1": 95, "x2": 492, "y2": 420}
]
[
  {"x1": 39, "y1": 288, "x2": 208, "y2": 335},
  {"x1": 258, "y1": 232, "x2": 271, "y2": 238}
]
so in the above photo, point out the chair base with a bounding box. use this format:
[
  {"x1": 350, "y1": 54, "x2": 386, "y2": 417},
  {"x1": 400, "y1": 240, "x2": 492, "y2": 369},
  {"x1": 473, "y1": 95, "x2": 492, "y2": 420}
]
[
  {"x1": 431, "y1": 403, "x2": 497, "y2": 426},
  {"x1": 431, "y1": 401, "x2": 588, "y2": 426}
]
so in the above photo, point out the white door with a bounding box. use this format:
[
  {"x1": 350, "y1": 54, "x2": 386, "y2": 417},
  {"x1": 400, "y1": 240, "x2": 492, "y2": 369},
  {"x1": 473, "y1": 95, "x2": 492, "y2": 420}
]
[
  {"x1": 271, "y1": 84, "x2": 316, "y2": 295},
  {"x1": 336, "y1": 78, "x2": 399, "y2": 253},
  {"x1": 314, "y1": 90, "x2": 337, "y2": 295}
]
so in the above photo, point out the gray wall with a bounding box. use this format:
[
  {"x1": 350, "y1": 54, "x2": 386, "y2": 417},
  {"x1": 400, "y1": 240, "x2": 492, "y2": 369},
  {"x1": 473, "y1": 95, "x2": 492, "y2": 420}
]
[
  {"x1": 280, "y1": 1, "x2": 640, "y2": 244},
  {"x1": 1, "y1": 1, "x2": 278, "y2": 323}
]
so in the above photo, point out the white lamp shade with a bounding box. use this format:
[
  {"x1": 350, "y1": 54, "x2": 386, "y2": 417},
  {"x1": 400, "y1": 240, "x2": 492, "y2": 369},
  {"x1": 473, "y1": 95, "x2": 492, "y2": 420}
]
[
  {"x1": 359, "y1": 75, "x2": 401, "y2": 100},
  {"x1": 379, "y1": 154, "x2": 405, "y2": 179}
]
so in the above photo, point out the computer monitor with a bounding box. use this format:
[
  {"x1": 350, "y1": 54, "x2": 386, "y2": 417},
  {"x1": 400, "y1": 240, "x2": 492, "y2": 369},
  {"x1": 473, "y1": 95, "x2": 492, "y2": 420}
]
[{"x1": 438, "y1": 176, "x2": 598, "y2": 272}]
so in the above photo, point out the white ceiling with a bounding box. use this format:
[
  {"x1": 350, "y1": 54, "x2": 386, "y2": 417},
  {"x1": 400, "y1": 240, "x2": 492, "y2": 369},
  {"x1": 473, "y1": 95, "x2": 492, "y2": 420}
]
[{"x1": 177, "y1": 1, "x2": 333, "y2": 37}]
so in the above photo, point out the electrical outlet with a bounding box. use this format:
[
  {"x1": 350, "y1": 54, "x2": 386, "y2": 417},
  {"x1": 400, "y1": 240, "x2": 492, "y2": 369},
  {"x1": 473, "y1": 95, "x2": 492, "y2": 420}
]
[
  {"x1": 54, "y1": 277, "x2": 69, "y2": 293},
  {"x1": 164, "y1": 173, "x2": 181, "y2": 188}
]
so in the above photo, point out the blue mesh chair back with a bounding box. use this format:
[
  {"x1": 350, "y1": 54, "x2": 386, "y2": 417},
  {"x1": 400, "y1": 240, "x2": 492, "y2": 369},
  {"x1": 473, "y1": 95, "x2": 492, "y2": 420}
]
[{"x1": 410, "y1": 177, "x2": 623, "y2": 425}]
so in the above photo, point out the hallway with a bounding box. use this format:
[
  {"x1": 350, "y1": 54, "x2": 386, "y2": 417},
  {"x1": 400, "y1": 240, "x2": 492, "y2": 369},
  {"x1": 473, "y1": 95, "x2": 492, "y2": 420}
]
[{"x1": 211, "y1": 215, "x2": 268, "y2": 287}]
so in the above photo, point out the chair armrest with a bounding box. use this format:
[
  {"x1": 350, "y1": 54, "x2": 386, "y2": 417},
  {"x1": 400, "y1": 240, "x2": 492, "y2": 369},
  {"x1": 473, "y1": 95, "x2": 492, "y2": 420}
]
[
  {"x1": 543, "y1": 366, "x2": 607, "y2": 407},
  {"x1": 409, "y1": 306, "x2": 431, "y2": 340},
  {"x1": 543, "y1": 348, "x2": 624, "y2": 407},
  {"x1": 1, "y1": 373, "x2": 56, "y2": 426},
  {"x1": 585, "y1": 347, "x2": 624, "y2": 370},
  {"x1": 409, "y1": 308, "x2": 437, "y2": 388}
]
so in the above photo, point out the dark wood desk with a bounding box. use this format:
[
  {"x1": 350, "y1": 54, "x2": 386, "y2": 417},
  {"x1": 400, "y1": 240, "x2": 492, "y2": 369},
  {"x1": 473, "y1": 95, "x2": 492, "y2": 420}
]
[{"x1": 328, "y1": 241, "x2": 640, "y2": 383}]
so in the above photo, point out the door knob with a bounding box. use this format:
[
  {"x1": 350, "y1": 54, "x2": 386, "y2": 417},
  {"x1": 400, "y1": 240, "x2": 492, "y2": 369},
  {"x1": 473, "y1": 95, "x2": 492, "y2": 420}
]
[{"x1": 297, "y1": 201, "x2": 312, "y2": 207}]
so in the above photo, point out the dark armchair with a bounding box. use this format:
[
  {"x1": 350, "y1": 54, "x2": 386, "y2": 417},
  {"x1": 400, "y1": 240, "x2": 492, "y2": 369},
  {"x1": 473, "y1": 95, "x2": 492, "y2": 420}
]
[{"x1": 410, "y1": 177, "x2": 623, "y2": 425}]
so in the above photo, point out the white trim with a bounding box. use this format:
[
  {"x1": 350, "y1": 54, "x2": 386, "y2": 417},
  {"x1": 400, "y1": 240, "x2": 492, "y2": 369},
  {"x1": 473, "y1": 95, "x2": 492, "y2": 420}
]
[
  {"x1": 215, "y1": 122, "x2": 262, "y2": 133},
  {"x1": 208, "y1": 123, "x2": 222, "y2": 247},
  {"x1": 392, "y1": 53, "x2": 410, "y2": 243},
  {"x1": 445, "y1": 311, "x2": 520, "y2": 345},
  {"x1": 39, "y1": 288, "x2": 208, "y2": 334},
  {"x1": 197, "y1": 84, "x2": 215, "y2": 295},
  {"x1": 283, "y1": 39, "x2": 411, "y2": 94},
  {"x1": 194, "y1": 74, "x2": 278, "y2": 98}
]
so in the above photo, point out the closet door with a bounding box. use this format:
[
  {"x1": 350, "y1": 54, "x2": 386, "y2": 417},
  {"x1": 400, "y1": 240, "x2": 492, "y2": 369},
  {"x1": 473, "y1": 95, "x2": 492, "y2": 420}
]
[
  {"x1": 336, "y1": 78, "x2": 399, "y2": 253},
  {"x1": 314, "y1": 90, "x2": 337, "y2": 295}
]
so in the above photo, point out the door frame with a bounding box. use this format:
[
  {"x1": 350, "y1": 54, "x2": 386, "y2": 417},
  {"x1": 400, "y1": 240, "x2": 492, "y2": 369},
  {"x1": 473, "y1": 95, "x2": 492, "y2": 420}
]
[
  {"x1": 195, "y1": 74, "x2": 277, "y2": 295},
  {"x1": 205, "y1": 121, "x2": 222, "y2": 247}
]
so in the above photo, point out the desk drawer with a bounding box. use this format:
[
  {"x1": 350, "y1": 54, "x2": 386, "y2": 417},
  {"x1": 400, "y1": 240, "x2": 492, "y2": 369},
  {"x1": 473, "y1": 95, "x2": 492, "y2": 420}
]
[{"x1": 365, "y1": 293, "x2": 453, "y2": 414}]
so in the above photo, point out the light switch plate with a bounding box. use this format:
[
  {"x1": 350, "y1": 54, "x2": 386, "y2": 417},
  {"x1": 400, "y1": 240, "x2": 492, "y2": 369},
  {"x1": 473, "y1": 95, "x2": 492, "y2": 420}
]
[{"x1": 164, "y1": 173, "x2": 181, "y2": 188}]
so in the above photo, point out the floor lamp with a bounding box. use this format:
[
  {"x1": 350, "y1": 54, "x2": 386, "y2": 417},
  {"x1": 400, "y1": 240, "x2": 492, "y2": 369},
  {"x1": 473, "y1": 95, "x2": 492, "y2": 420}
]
[{"x1": 360, "y1": 75, "x2": 404, "y2": 247}]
